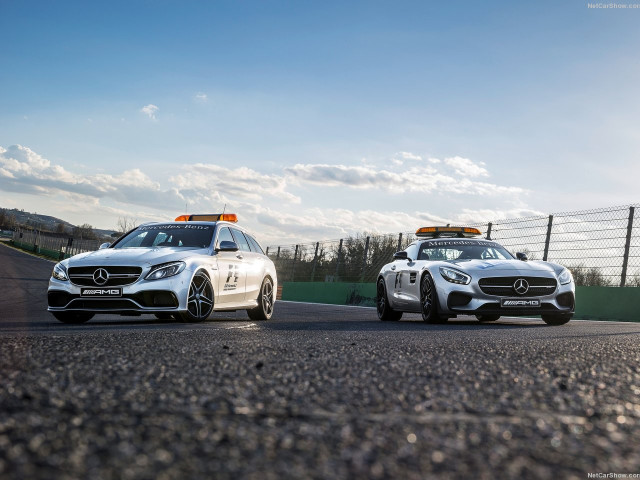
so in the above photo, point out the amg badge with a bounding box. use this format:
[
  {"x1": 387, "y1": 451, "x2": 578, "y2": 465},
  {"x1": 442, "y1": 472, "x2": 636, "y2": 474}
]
[
  {"x1": 501, "y1": 298, "x2": 540, "y2": 307},
  {"x1": 81, "y1": 288, "x2": 122, "y2": 297}
]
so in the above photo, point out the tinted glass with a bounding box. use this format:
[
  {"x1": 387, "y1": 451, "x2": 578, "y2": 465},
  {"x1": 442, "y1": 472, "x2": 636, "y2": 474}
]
[
  {"x1": 418, "y1": 240, "x2": 513, "y2": 261},
  {"x1": 231, "y1": 228, "x2": 251, "y2": 252},
  {"x1": 216, "y1": 227, "x2": 234, "y2": 248},
  {"x1": 246, "y1": 235, "x2": 265, "y2": 255},
  {"x1": 113, "y1": 224, "x2": 214, "y2": 249}
]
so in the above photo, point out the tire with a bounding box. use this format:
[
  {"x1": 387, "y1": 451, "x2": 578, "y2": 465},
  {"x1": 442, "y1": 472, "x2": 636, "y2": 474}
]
[
  {"x1": 376, "y1": 278, "x2": 403, "y2": 321},
  {"x1": 420, "y1": 273, "x2": 447, "y2": 324},
  {"x1": 52, "y1": 311, "x2": 94, "y2": 324},
  {"x1": 177, "y1": 270, "x2": 214, "y2": 323},
  {"x1": 542, "y1": 314, "x2": 572, "y2": 326},
  {"x1": 154, "y1": 313, "x2": 174, "y2": 320},
  {"x1": 476, "y1": 315, "x2": 500, "y2": 322},
  {"x1": 247, "y1": 277, "x2": 275, "y2": 320}
]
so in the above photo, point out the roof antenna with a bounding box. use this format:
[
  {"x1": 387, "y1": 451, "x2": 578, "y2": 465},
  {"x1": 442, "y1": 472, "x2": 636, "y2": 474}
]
[{"x1": 222, "y1": 203, "x2": 227, "y2": 215}]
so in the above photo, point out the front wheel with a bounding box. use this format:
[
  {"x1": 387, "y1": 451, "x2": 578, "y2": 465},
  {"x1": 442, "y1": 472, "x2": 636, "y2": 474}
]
[
  {"x1": 376, "y1": 278, "x2": 402, "y2": 321},
  {"x1": 52, "y1": 311, "x2": 94, "y2": 324},
  {"x1": 177, "y1": 271, "x2": 214, "y2": 323},
  {"x1": 247, "y1": 277, "x2": 275, "y2": 320},
  {"x1": 420, "y1": 273, "x2": 447, "y2": 324},
  {"x1": 541, "y1": 314, "x2": 572, "y2": 326}
]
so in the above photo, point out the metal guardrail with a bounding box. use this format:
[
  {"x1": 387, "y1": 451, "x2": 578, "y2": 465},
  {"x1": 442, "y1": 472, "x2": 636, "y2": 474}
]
[{"x1": 265, "y1": 204, "x2": 640, "y2": 287}]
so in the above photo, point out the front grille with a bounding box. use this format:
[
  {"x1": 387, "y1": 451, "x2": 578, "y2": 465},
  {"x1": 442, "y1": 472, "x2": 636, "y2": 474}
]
[
  {"x1": 478, "y1": 276, "x2": 557, "y2": 297},
  {"x1": 68, "y1": 266, "x2": 142, "y2": 287}
]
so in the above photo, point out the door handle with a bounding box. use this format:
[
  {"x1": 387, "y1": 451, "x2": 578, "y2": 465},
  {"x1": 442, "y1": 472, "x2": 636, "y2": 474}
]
[
  {"x1": 236, "y1": 254, "x2": 243, "y2": 259},
  {"x1": 391, "y1": 265, "x2": 396, "y2": 270}
]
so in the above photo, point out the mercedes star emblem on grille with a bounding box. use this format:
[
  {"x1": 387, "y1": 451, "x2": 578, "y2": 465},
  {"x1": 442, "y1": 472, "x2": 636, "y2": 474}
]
[
  {"x1": 93, "y1": 268, "x2": 109, "y2": 286},
  {"x1": 513, "y1": 278, "x2": 529, "y2": 295}
]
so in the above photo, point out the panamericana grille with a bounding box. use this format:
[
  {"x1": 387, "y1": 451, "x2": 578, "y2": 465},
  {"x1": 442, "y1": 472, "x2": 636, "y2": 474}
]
[
  {"x1": 478, "y1": 276, "x2": 557, "y2": 297},
  {"x1": 68, "y1": 266, "x2": 142, "y2": 287}
]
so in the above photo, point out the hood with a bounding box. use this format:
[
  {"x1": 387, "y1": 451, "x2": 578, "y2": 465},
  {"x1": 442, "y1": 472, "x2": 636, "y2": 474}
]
[
  {"x1": 444, "y1": 258, "x2": 556, "y2": 275},
  {"x1": 64, "y1": 247, "x2": 208, "y2": 267}
]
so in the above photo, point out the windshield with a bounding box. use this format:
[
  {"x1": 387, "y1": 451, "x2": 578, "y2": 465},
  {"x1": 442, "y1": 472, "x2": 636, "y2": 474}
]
[
  {"x1": 418, "y1": 240, "x2": 514, "y2": 261},
  {"x1": 112, "y1": 224, "x2": 214, "y2": 249}
]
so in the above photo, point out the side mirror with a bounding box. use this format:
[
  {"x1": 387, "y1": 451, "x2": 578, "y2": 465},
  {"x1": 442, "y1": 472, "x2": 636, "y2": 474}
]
[
  {"x1": 99, "y1": 242, "x2": 111, "y2": 250},
  {"x1": 516, "y1": 252, "x2": 528, "y2": 261},
  {"x1": 393, "y1": 251, "x2": 409, "y2": 261},
  {"x1": 216, "y1": 240, "x2": 239, "y2": 252}
]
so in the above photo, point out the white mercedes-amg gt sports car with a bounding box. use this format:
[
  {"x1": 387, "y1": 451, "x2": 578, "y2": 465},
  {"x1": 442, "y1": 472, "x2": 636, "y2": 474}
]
[
  {"x1": 376, "y1": 226, "x2": 575, "y2": 326},
  {"x1": 48, "y1": 214, "x2": 277, "y2": 324}
]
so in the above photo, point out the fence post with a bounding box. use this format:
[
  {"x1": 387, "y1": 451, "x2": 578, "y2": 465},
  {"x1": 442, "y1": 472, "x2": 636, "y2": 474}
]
[
  {"x1": 543, "y1": 215, "x2": 553, "y2": 261},
  {"x1": 265, "y1": 246, "x2": 269, "y2": 256},
  {"x1": 310, "y1": 242, "x2": 320, "y2": 282},
  {"x1": 486, "y1": 222, "x2": 492, "y2": 240},
  {"x1": 397, "y1": 233, "x2": 403, "y2": 252},
  {"x1": 334, "y1": 239, "x2": 343, "y2": 281},
  {"x1": 621, "y1": 206, "x2": 635, "y2": 287},
  {"x1": 276, "y1": 246, "x2": 281, "y2": 259},
  {"x1": 291, "y1": 244, "x2": 299, "y2": 281},
  {"x1": 360, "y1": 236, "x2": 370, "y2": 282}
]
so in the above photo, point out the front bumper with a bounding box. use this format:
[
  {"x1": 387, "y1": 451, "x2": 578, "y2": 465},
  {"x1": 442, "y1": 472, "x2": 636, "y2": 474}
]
[
  {"x1": 47, "y1": 271, "x2": 192, "y2": 313},
  {"x1": 437, "y1": 278, "x2": 575, "y2": 317}
]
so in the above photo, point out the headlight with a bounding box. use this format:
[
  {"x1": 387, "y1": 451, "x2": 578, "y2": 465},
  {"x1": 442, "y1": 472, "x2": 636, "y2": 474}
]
[
  {"x1": 439, "y1": 266, "x2": 471, "y2": 285},
  {"x1": 558, "y1": 268, "x2": 573, "y2": 285},
  {"x1": 52, "y1": 263, "x2": 68, "y2": 281},
  {"x1": 145, "y1": 261, "x2": 186, "y2": 281}
]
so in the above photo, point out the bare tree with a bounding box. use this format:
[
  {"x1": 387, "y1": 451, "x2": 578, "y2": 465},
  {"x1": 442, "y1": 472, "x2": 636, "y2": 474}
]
[{"x1": 116, "y1": 216, "x2": 139, "y2": 234}]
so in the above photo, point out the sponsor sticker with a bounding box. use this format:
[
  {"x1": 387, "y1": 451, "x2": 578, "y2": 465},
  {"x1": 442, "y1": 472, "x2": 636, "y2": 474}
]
[
  {"x1": 500, "y1": 298, "x2": 540, "y2": 307},
  {"x1": 81, "y1": 288, "x2": 122, "y2": 297}
]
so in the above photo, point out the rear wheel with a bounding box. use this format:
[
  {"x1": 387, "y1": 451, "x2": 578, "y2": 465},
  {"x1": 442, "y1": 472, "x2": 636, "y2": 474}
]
[
  {"x1": 52, "y1": 312, "x2": 94, "y2": 324},
  {"x1": 247, "y1": 277, "x2": 275, "y2": 320},
  {"x1": 177, "y1": 271, "x2": 214, "y2": 323},
  {"x1": 476, "y1": 315, "x2": 500, "y2": 322},
  {"x1": 376, "y1": 278, "x2": 402, "y2": 321},
  {"x1": 542, "y1": 314, "x2": 572, "y2": 326},
  {"x1": 420, "y1": 273, "x2": 447, "y2": 324}
]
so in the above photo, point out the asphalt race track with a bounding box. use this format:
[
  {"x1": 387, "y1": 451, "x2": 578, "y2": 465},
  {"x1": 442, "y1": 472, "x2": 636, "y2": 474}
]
[{"x1": 1, "y1": 242, "x2": 640, "y2": 479}]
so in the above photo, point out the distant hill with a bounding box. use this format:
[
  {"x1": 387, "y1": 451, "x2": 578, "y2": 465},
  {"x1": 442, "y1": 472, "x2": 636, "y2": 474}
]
[{"x1": 0, "y1": 207, "x2": 116, "y2": 237}]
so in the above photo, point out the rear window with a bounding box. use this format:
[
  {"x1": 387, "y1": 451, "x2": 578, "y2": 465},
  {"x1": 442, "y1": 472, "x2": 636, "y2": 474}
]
[{"x1": 246, "y1": 234, "x2": 265, "y2": 255}]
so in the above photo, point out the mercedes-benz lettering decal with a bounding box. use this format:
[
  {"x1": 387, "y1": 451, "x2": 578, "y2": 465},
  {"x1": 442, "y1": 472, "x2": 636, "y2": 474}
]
[
  {"x1": 93, "y1": 268, "x2": 109, "y2": 286},
  {"x1": 513, "y1": 278, "x2": 529, "y2": 295}
]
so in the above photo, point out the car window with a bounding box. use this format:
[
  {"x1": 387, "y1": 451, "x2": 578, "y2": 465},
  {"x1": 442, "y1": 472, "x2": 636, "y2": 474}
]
[
  {"x1": 231, "y1": 228, "x2": 251, "y2": 252},
  {"x1": 113, "y1": 224, "x2": 214, "y2": 249},
  {"x1": 216, "y1": 227, "x2": 234, "y2": 248},
  {"x1": 246, "y1": 234, "x2": 265, "y2": 255},
  {"x1": 418, "y1": 242, "x2": 512, "y2": 260}
]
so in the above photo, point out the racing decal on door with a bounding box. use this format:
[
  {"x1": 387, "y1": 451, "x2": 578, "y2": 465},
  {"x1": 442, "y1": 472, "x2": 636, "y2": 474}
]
[{"x1": 224, "y1": 265, "x2": 239, "y2": 291}]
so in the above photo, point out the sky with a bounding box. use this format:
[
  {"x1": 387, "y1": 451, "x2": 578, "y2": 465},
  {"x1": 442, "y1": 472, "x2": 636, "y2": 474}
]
[{"x1": 1, "y1": 0, "x2": 639, "y2": 245}]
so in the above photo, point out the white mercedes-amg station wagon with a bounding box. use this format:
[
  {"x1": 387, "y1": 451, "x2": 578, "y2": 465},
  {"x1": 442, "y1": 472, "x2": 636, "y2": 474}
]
[
  {"x1": 48, "y1": 214, "x2": 277, "y2": 324},
  {"x1": 376, "y1": 226, "x2": 575, "y2": 326}
]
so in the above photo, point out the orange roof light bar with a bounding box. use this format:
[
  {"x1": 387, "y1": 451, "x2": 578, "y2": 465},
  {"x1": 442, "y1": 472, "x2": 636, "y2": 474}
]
[
  {"x1": 174, "y1": 213, "x2": 238, "y2": 223},
  {"x1": 416, "y1": 226, "x2": 482, "y2": 238}
]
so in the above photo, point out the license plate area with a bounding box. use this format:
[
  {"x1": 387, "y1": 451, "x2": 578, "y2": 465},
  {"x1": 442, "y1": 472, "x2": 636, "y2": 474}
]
[
  {"x1": 501, "y1": 298, "x2": 540, "y2": 308},
  {"x1": 81, "y1": 287, "x2": 122, "y2": 297}
]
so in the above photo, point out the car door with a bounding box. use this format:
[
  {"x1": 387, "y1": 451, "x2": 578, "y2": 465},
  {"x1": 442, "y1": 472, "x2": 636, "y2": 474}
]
[
  {"x1": 214, "y1": 226, "x2": 246, "y2": 305},
  {"x1": 230, "y1": 228, "x2": 262, "y2": 304},
  {"x1": 393, "y1": 243, "x2": 421, "y2": 310}
]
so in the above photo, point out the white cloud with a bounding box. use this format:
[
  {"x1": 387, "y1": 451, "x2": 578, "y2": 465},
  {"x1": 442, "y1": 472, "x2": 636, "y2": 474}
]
[
  {"x1": 140, "y1": 104, "x2": 159, "y2": 120},
  {"x1": 444, "y1": 156, "x2": 489, "y2": 177},
  {"x1": 285, "y1": 163, "x2": 523, "y2": 196},
  {"x1": 0, "y1": 145, "x2": 532, "y2": 243},
  {"x1": 194, "y1": 92, "x2": 208, "y2": 103}
]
